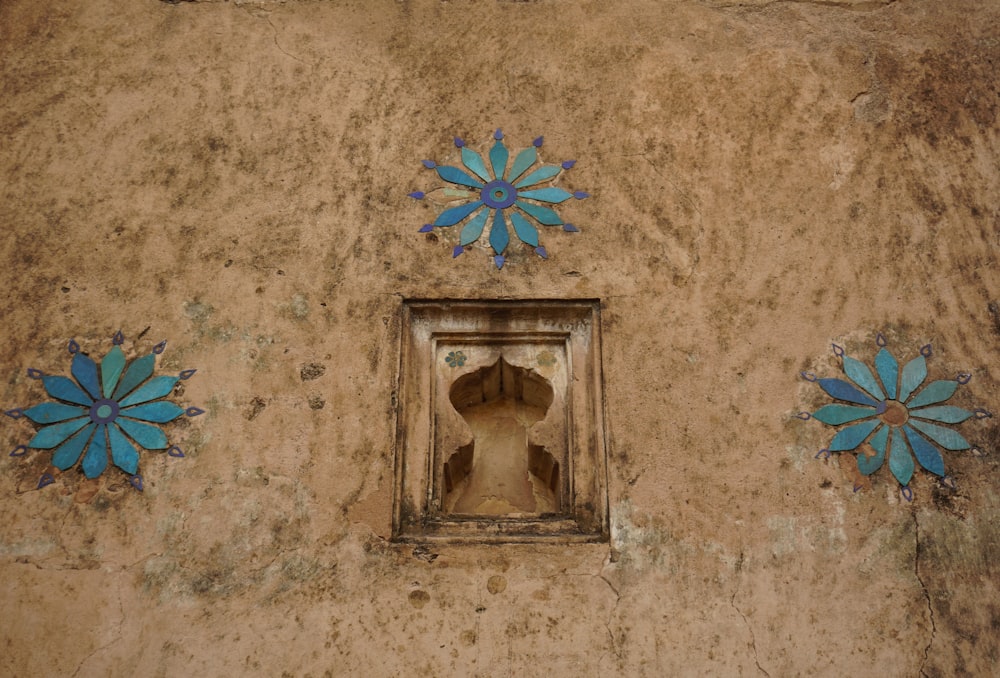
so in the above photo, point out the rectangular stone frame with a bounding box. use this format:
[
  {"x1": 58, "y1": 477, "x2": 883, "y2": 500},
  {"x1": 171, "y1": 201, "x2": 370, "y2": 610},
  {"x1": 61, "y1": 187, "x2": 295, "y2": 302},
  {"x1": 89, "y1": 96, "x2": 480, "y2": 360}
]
[{"x1": 393, "y1": 299, "x2": 610, "y2": 543}]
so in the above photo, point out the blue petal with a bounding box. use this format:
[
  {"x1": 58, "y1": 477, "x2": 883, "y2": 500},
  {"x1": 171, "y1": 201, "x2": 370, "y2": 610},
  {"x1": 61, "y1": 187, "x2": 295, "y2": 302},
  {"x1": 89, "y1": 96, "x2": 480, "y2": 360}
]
[
  {"x1": 435, "y1": 165, "x2": 483, "y2": 189},
  {"x1": 116, "y1": 417, "x2": 169, "y2": 449},
  {"x1": 52, "y1": 423, "x2": 95, "y2": 470},
  {"x1": 510, "y1": 211, "x2": 539, "y2": 247},
  {"x1": 857, "y1": 424, "x2": 888, "y2": 475},
  {"x1": 459, "y1": 208, "x2": 489, "y2": 246},
  {"x1": 433, "y1": 200, "x2": 485, "y2": 227},
  {"x1": 120, "y1": 401, "x2": 185, "y2": 423},
  {"x1": 508, "y1": 146, "x2": 537, "y2": 183},
  {"x1": 28, "y1": 417, "x2": 90, "y2": 449},
  {"x1": 514, "y1": 165, "x2": 561, "y2": 188},
  {"x1": 461, "y1": 147, "x2": 491, "y2": 182},
  {"x1": 902, "y1": 425, "x2": 945, "y2": 476},
  {"x1": 888, "y1": 427, "x2": 914, "y2": 486},
  {"x1": 515, "y1": 201, "x2": 563, "y2": 226},
  {"x1": 907, "y1": 419, "x2": 971, "y2": 450},
  {"x1": 842, "y1": 355, "x2": 885, "y2": 401},
  {"x1": 898, "y1": 355, "x2": 927, "y2": 403},
  {"x1": 489, "y1": 209, "x2": 510, "y2": 255},
  {"x1": 101, "y1": 345, "x2": 126, "y2": 398},
  {"x1": 906, "y1": 380, "x2": 958, "y2": 408},
  {"x1": 22, "y1": 402, "x2": 88, "y2": 424},
  {"x1": 113, "y1": 354, "x2": 156, "y2": 400},
  {"x1": 817, "y1": 378, "x2": 879, "y2": 406},
  {"x1": 489, "y1": 139, "x2": 508, "y2": 180},
  {"x1": 909, "y1": 405, "x2": 973, "y2": 424},
  {"x1": 828, "y1": 418, "x2": 881, "y2": 451},
  {"x1": 42, "y1": 375, "x2": 93, "y2": 406},
  {"x1": 71, "y1": 353, "x2": 102, "y2": 400},
  {"x1": 811, "y1": 405, "x2": 876, "y2": 425},
  {"x1": 518, "y1": 187, "x2": 574, "y2": 204},
  {"x1": 81, "y1": 425, "x2": 108, "y2": 478},
  {"x1": 108, "y1": 424, "x2": 140, "y2": 475},
  {"x1": 874, "y1": 348, "x2": 899, "y2": 399}
]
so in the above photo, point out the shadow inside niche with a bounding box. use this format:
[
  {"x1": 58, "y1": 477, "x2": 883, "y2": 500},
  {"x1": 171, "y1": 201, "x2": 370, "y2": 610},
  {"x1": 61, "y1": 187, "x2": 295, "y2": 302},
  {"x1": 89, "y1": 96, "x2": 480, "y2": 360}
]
[{"x1": 444, "y1": 357, "x2": 559, "y2": 516}]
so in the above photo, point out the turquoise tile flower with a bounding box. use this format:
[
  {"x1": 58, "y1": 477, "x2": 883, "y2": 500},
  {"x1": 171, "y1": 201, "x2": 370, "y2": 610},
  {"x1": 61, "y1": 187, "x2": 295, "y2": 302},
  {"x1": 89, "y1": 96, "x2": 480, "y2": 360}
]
[
  {"x1": 6, "y1": 332, "x2": 201, "y2": 489},
  {"x1": 801, "y1": 335, "x2": 991, "y2": 500},
  {"x1": 410, "y1": 130, "x2": 588, "y2": 269}
]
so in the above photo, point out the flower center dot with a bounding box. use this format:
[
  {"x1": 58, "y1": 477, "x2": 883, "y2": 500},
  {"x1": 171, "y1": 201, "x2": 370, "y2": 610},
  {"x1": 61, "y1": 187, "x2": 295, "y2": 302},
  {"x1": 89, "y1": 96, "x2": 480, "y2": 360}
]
[
  {"x1": 879, "y1": 400, "x2": 908, "y2": 427},
  {"x1": 97, "y1": 404, "x2": 112, "y2": 419}
]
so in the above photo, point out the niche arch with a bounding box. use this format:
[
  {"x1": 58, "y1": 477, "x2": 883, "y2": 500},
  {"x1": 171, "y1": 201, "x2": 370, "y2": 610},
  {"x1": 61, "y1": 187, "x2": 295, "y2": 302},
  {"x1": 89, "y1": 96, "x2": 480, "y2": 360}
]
[{"x1": 443, "y1": 357, "x2": 560, "y2": 516}]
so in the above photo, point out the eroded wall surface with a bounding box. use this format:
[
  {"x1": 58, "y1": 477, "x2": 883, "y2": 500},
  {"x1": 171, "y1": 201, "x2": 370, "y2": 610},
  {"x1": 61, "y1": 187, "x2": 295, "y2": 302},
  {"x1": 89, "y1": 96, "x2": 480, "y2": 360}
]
[{"x1": 1, "y1": 0, "x2": 999, "y2": 675}]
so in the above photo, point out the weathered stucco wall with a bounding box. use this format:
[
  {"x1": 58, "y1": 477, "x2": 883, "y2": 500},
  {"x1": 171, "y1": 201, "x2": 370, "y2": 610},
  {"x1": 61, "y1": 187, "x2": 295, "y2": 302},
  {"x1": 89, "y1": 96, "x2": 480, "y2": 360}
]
[{"x1": 2, "y1": 0, "x2": 999, "y2": 675}]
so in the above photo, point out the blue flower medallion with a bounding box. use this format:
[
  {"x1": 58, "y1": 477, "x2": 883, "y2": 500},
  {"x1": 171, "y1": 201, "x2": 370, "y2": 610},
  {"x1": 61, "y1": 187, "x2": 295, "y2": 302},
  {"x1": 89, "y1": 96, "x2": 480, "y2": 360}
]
[
  {"x1": 5, "y1": 332, "x2": 202, "y2": 490},
  {"x1": 800, "y1": 334, "x2": 991, "y2": 501},
  {"x1": 411, "y1": 130, "x2": 588, "y2": 269}
]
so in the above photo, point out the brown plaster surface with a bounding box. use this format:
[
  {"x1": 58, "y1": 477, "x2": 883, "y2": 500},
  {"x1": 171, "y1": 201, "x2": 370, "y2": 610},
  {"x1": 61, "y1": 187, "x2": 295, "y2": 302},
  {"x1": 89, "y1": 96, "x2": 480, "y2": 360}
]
[{"x1": 1, "y1": 0, "x2": 999, "y2": 675}]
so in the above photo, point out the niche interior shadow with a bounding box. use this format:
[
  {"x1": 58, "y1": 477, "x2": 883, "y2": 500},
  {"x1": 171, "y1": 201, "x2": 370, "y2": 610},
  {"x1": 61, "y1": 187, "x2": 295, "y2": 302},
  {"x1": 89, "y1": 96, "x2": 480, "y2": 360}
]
[{"x1": 444, "y1": 358, "x2": 559, "y2": 516}]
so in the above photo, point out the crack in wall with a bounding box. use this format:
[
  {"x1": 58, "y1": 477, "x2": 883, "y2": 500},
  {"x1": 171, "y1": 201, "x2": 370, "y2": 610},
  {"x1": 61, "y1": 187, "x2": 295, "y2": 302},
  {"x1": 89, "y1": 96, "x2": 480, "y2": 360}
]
[
  {"x1": 731, "y1": 552, "x2": 771, "y2": 677},
  {"x1": 598, "y1": 572, "x2": 624, "y2": 663},
  {"x1": 71, "y1": 572, "x2": 125, "y2": 678},
  {"x1": 913, "y1": 511, "x2": 937, "y2": 678},
  {"x1": 706, "y1": 0, "x2": 899, "y2": 10}
]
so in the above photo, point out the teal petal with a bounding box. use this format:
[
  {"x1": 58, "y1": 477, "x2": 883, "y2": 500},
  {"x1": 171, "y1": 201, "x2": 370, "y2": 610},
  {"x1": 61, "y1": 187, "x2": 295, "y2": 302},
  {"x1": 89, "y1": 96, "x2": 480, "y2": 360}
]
[
  {"x1": 433, "y1": 200, "x2": 485, "y2": 227},
  {"x1": 515, "y1": 201, "x2": 563, "y2": 226},
  {"x1": 459, "y1": 208, "x2": 489, "y2": 246},
  {"x1": 510, "y1": 211, "x2": 539, "y2": 247},
  {"x1": 508, "y1": 146, "x2": 537, "y2": 183},
  {"x1": 489, "y1": 209, "x2": 510, "y2": 255},
  {"x1": 857, "y1": 424, "x2": 889, "y2": 475},
  {"x1": 108, "y1": 424, "x2": 140, "y2": 475},
  {"x1": 22, "y1": 402, "x2": 87, "y2": 424},
  {"x1": 906, "y1": 380, "x2": 958, "y2": 408},
  {"x1": 120, "y1": 401, "x2": 185, "y2": 423},
  {"x1": 518, "y1": 187, "x2": 573, "y2": 204},
  {"x1": 811, "y1": 405, "x2": 876, "y2": 426},
  {"x1": 436, "y1": 165, "x2": 483, "y2": 189},
  {"x1": 898, "y1": 355, "x2": 927, "y2": 403},
  {"x1": 829, "y1": 418, "x2": 881, "y2": 452},
  {"x1": 888, "y1": 427, "x2": 914, "y2": 486},
  {"x1": 113, "y1": 353, "x2": 156, "y2": 400},
  {"x1": 842, "y1": 355, "x2": 885, "y2": 401},
  {"x1": 514, "y1": 165, "x2": 561, "y2": 188},
  {"x1": 908, "y1": 418, "x2": 971, "y2": 450},
  {"x1": 52, "y1": 423, "x2": 95, "y2": 470},
  {"x1": 874, "y1": 348, "x2": 899, "y2": 399},
  {"x1": 42, "y1": 375, "x2": 93, "y2": 406},
  {"x1": 28, "y1": 417, "x2": 90, "y2": 449},
  {"x1": 909, "y1": 405, "x2": 973, "y2": 424},
  {"x1": 71, "y1": 353, "x2": 101, "y2": 400},
  {"x1": 81, "y1": 425, "x2": 108, "y2": 478},
  {"x1": 902, "y1": 425, "x2": 945, "y2": 476},
  {"x1": 119, "y1": 376, "x2": 179, "y2": 406},
  {"x1": 116, "y1": 417, "x2": 169, "y2": 449},
  {"x1": 489, "y1": 139, "x2": 508, "y2": 179},
  {"x1": 461, "y1": 147, "x2": 491, "y2": 182},
  {"x1": 101, "y1": 345, "x2": 126, "y2": 398}
]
